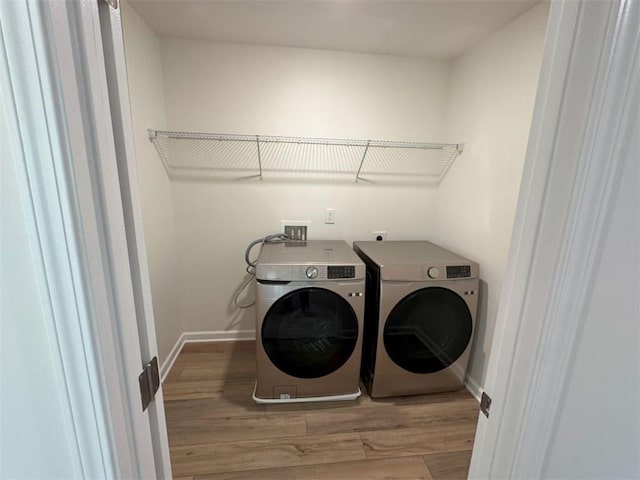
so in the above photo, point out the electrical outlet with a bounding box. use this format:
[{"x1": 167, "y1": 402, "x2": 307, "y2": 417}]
[
  {"x1": 281, "y1": 220, "x2": 310, "y2": 241},
  {"x1": 373, "y1": 231, "x2": 387, "y2": 241}
]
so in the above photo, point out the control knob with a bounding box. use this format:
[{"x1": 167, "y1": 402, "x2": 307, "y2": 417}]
[
  {"x1": 427, "y1": 267, "x2": 440, "y2": 279},
  {"x1": 306, "y1": 266, "x2": 319, "y2": 279}
]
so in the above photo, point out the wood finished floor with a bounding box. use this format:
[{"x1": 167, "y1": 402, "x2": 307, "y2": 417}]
[{"x1": 164, "y1": 341, "x2": 479, "y2": 480}]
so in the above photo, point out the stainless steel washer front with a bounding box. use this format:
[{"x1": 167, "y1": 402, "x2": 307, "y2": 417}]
[{"x1": 254, "y1": 240, "x2": 365, "y2": 403}]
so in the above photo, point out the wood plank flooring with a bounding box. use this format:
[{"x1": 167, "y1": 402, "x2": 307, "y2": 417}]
[{"x1": 163, "y1": 341, "x2": 479, "y2": 479}]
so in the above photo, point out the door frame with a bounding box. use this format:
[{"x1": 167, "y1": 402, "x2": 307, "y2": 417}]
[
  {"x1": 469, "y1": 0, "x2": 639, "y2": 477},
  {"x1": 1, "y1": 0, "x2": 171, "y2": 477},
  {"x1": 4, "y1": 0, "x2": 637, "y2": 477},
  {"x1": 97, "y1": 2, "x2": 173, "y2": 476}
]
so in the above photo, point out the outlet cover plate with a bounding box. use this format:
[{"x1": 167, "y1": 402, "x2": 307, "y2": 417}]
[{"x1": 372, "y1": 231, "x2": 387, "y2": 241}]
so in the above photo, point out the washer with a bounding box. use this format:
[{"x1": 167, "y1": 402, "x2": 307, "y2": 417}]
[
  {"x1": 353, "y1": 241, "x2": 479, "y2": 398},
  {"x1": 254, "y1": 240, "x2": 365, "y2": 403}
]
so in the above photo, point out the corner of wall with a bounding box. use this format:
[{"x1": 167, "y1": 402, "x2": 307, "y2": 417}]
[
  {"x1": 434, "y1": 3, "x2": 550, "y2": 394},
  {"x1": 122, "y1": 0, "x2": 183, "y2": 364}
]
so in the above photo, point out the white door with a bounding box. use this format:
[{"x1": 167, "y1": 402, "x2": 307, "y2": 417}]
[
  {"x1": 97, "y1": 1, "x2": 174, "y2": 477},
  {"x1": 469, "y1": 0, "x2": 640, "y2": 477},
  {"x1": 1, "y1": 0, "x2": 171, "y2": 477}
]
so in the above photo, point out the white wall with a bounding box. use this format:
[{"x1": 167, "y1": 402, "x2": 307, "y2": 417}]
[
  {"x1": 162, "y1": 40, "x2": 449, "y2": 140},
  {"x1": 433, "y1": 3, "x2": 549, "y2": 393},
  {"x1": 126, "y1": 9, "x2": 549, "y2": 383},
  {"x1": 122, "y1": 2, "x2": 181, "y2": 363},
  {"x1": 171, "y1": 182, "x2": 438, "y2": 332},
  {"x1": 543, "y1": 122, "x2": 640, "y2": 479},
  {"x1": 161, "y1": 40, "x2": 449, "y2": 333},
  {"x1": 1, "y1": 93, "x2": 78, "y2": 479}
]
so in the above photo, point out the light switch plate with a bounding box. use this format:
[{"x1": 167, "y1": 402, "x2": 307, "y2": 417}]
[{"x1": 324, "y1": 208, "x2": 336, "y2": 224}]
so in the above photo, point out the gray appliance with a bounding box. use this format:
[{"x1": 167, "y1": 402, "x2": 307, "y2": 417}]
[
  {"x1": 353, "y1": 241, "x2": 479, "y2": 398},
  {"x1": 254, "y1": 240, "x2": 365, "y2": 403}
]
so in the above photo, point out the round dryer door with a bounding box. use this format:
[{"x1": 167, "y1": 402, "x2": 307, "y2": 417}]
[
  {"x1": 261, "y1": 287, "x2": 359, "y2": 379},
  {"x1": 384, "y1": 287, "x2": 473, "y2": 374}
]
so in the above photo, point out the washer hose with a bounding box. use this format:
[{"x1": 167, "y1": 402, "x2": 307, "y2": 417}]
[
  {"x1": 244, "y1": 233, "x2": 289, "y2": 268},
  {"x1": 234, "y1": 233, "x2": 289, "y2": 309}
]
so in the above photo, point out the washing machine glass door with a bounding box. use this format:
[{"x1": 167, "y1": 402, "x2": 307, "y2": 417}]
[
  {"x1": 384, "y1": 287, "x2": 472, "y2": 374},
  {"x1": 262, "y1": 287, "x2": 359, "y2": 379}
]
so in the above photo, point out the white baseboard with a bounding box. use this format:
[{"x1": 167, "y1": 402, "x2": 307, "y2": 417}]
[
  {"x1": 159, "y1": 333, "x2": 185, "y2": 384},
  {"x1": 182, "y1": 329, "x2": 256, "y2": 343},
  {"x1": 159, "y1": 330, "x2": 256, "y2": 383}
]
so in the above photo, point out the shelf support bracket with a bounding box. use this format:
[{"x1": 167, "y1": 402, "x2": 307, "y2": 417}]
[
  {"x1": 147, "y1": 129, "x2": 157, "y2": 142},
  {"x1": 255, "y1": 135, "x2": 263, "y2": 179},
  {"x1": 355, "y1": 141, "x2": 371, "y2": 182}
]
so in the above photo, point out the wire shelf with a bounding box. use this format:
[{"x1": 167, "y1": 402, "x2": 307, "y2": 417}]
[{"x1": 148, "y1": 129, "x2": 463, "y2": 184}]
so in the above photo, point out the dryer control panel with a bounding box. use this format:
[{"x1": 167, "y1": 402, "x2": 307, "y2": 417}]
[
  {"x1": 446, "y1": 265, "x2": 472, "y2": 279},
  {"x1": 420, "y1": 264, "x2": 473, "y2": 280}
]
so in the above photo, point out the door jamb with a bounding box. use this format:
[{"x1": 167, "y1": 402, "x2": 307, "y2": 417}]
[
  {"x1": 469, "y1": 0, "x2": 639, "y2": 477},
  {"x1": 1, "y1": 0, "x2": 172, "y2": 477},
  {"x1": 97, "y1": 1, "x2": 173, "y2": 476}
]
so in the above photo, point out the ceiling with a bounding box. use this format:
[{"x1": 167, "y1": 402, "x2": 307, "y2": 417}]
[{"x1": 128, "y1": 0, "x2": 540, "y2": 59}]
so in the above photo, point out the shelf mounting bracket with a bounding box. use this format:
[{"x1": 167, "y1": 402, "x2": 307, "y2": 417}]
[
  {"x1": 355, "y1": 140, "x2": 371, "y2": 182},
  {"x1": 255, "y1": 135, "x2": 263, "y2": 179}
]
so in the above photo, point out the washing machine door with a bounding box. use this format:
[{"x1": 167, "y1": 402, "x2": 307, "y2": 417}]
[
  {"x1": 261, "y1": 287, "x2": 359, "y2": 379},
  {"x1": 383, "y1": 286, "x2": 472, "y2": 374}
]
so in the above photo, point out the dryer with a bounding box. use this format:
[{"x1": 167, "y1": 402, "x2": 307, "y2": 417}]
[
  {"x1": 254, "y1": 240, "x2": 365, "y2": 403},
  {"x1": 353, "y1": 241, "x2": 479, "y2": 398}
]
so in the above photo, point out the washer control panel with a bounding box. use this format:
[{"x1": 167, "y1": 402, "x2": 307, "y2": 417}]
[
  {"x1": 327, "y1": 265, "x2": 356, "y2": 279},
  {"x1": 286, "y1": 264, "x2": 363, "y2": 281}
]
